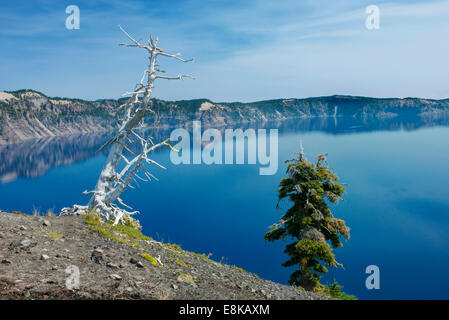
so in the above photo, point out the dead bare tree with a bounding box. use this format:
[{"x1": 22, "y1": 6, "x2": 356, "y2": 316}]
[{"x1": 61, "y1": 26, "x2": 193, "y2": 225}]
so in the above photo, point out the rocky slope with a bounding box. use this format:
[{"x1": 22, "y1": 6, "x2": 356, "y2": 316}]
[
  {"x1": 0, "y1": 211, "x2": 327, "y2": 300},
  {"x1": 1, "y1": 89, "x2": 449, "y2": 144}
]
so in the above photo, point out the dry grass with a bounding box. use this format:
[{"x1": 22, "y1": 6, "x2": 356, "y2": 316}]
[
  {"x1": 46, "y1": 231, "x2": 63, "y2": 240},
  {"x1": 32, "y1": 207, "x2": 41, "y2": 216}
]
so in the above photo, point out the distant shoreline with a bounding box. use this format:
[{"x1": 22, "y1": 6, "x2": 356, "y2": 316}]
[{"x1": 1, "y1": 89, "x2": 449, "y2": 145}]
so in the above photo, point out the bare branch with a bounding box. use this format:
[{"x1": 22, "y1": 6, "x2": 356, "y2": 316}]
[
  {"x1": 145, "y1": 158, "x2": 167, "y2": 170},
  {"x1": 155, "y1": 74, "x2": 195, "y2": 81},
  {"x1": 118, "y1": 25, "x2": 151, "y2": 52},
  {"x1": 120, "y1": 154, "x2": 130, "y2": 164},
  {"x1": 157, "y1": 51, "x2": 194, "y2": 63},
  {"x1": 135, "y1": 173, "x2": 148, "y2": 182},
  {"x1": 117, "y1": 197, "x2": 133, "y2": 210},
  {"x1": 97, "y1": 137, "x2": 116, "y2": 152}
]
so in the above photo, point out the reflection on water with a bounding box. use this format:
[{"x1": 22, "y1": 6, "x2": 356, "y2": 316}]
[
  {"x1": 269, "y1": 113, "x2": 449, "y2": 134},
  {"x1": 1, "y1": 114, "x2": 449, "y2": 183},
  {"x1": 0, "y1": 133, "x2": 111, "y2": 183}
]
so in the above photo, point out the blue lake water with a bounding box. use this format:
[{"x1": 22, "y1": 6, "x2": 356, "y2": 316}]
[{"x1": 1, "y1": 116, "x2": 449, "y2": 299}]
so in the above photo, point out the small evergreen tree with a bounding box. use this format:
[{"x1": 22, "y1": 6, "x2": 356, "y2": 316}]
[{"x1": 264, "y1": 147, "x2": 350, "y2": 291}]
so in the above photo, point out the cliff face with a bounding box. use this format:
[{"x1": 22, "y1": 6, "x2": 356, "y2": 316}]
[
  {"x1": 1, "y1": 90, "x2": 449, "y2": 144},
  {"x1": 0, "y1": 90, "x2": 115, "y2": 144}
]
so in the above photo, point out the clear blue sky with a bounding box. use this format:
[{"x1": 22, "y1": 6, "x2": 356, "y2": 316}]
[{"x1": 1, "y1": 0, "x2": 448, "y2": 101}]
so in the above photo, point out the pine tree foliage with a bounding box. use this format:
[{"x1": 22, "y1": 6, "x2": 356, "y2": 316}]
[{"x1": 265, "y1": 148, "x2": 350, "y2": 290}]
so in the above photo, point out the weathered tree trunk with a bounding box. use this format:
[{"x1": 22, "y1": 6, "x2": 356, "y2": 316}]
[
  {"x1": 299, "y1": 268, "x2": 315, "y2": 291},
  {"x1": 74, "y1": 26, "x2": 193, "y2": 225}
]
